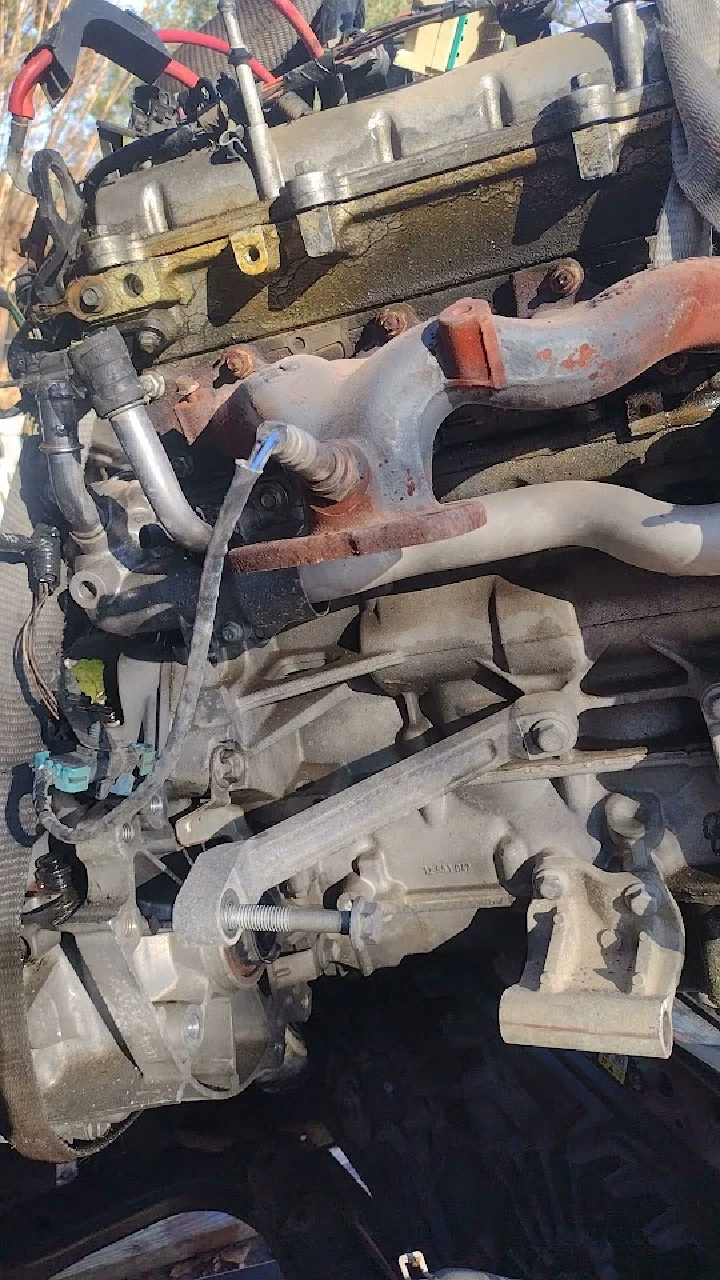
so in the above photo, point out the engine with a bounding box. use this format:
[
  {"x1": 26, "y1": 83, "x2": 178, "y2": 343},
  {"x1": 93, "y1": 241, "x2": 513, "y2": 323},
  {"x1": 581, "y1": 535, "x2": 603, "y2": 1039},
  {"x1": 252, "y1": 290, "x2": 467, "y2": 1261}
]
[{"x1": 3, "y1": 0, "x2": 720, "y2": 1162}]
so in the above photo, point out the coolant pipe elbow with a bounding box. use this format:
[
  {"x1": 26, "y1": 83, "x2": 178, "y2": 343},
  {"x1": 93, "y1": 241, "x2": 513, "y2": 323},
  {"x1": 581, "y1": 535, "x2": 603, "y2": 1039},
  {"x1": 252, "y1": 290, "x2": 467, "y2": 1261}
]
[
  {"x1": 108, "y1": 402, "x2": 211, "y2": 553},
  {"x1": 69, "y1": 329, "x2": 211, "y2": 554}
]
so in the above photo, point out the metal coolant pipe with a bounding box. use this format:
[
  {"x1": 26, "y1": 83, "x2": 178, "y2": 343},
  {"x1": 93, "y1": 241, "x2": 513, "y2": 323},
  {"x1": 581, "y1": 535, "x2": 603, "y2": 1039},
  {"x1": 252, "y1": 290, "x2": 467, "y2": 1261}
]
[
  {"x1": 298, "y1": 480, "x2": 720, "y2": 601},
  {"x1": 70, "y1": 329, "x2": 211, "y2": 554},
  {"x1": 108, "y1": 402, "x2": 211, "y2": 553}
]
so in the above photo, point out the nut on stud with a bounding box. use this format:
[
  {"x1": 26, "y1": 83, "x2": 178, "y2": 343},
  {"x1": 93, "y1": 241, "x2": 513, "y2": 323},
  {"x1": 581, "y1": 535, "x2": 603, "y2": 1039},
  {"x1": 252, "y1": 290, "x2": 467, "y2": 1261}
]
[
  {"x1": 223, "y1": 346, "x2": 257, "y2": 380},
  {"x1": 528, "y1": 717, "x2": 573, "y2": 756},
  {"x1": 534, "y1": 869, "x2": 564, "y2": 901},
  {"x1": 377, "y1": 303, "x2": 419, "y2": 340},
  {"x1": 548, "y1": 259, "x2": 584, "y2": 299}
]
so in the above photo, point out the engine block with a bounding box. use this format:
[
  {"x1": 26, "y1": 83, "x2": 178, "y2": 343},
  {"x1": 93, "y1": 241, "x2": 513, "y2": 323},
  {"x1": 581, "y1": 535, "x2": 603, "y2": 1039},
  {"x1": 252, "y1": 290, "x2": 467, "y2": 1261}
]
[{"x1": 5, "y1": 0, "x2": 720, "y2": 1161}]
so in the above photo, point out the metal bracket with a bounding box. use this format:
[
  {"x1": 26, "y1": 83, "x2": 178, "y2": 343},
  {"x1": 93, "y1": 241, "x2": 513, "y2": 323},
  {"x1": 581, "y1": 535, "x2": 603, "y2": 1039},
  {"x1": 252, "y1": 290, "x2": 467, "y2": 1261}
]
[{"x1": 500, "y1": 847, "x2": 684, "y2": 1058}]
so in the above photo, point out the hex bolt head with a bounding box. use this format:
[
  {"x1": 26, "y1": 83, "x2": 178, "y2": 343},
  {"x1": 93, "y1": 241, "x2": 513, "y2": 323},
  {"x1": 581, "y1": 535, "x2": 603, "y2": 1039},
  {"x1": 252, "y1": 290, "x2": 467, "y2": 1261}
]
[
  {"x1": 223, "y1": 346, "x2": 257, "y2": 380},
  {"x1": 137, "y1": 328, "x2": 165, "y2": 356},
  {"x1": 79, "y1": 284, "x2": 106, "y2": 313},
  {"x1": 625, "y1": 883, "x2": 652, "y2": 916},
  {"x1": 548, "y1": 259, "x2": 584, "y2": 298},
  {"x1": 221, "y1": 621, "x2": 245, "y2": 644},
  {"x1": 377, "y1": 303, "x2": 419, "y2": 339},
  {"x1": 528, "y1": 718, "x2": 571, "y2": 755},
  {"x1": 258, "y1": 481, "x2": 288, "y2": 511},
  {"x1": 184, "y1": 1006, "x2": 203, "y2": 1048},
  {"x1": 534, "y1": 870, "x2": 564, "y2": 901}
]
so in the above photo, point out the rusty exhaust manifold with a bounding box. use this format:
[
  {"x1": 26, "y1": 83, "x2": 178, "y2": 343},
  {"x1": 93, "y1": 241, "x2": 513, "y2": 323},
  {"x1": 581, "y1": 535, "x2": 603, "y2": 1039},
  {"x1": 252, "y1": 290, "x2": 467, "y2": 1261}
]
[
  {"x1": 435, "y1": 258, "x2": 720, "y2": 406},
  {"x1": 221, "y1": 257, "x2": 720, "y2": 590}
]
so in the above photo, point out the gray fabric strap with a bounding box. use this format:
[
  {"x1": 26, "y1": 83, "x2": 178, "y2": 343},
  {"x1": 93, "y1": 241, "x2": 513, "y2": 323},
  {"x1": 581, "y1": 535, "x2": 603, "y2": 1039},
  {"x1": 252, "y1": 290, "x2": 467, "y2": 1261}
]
[
  {"x1": 0, "y1": 447, "x2": 73, "y2": 1162},
  {"x1": 654, "y1": 0, "x2": 720, "y2": 261}
]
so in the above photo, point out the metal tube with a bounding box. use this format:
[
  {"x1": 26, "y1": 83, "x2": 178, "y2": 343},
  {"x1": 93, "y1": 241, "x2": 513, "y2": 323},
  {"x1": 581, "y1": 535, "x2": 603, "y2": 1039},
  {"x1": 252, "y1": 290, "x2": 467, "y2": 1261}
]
[
  {"x1": 218, "y1": 0, "x2": 281, "y2": 200},
  {"x1": 48, "y1": 452, "x2": 103, "y2": 539},
  {"x1": 610, "y1": 0, "x2": 645, "y2": 91},
  {"x1": 108, "y1": 402, "x2": 211, "y2": 553},
  {"x1": 299, "y1": 480, "x2": 720, "y2": 601}
]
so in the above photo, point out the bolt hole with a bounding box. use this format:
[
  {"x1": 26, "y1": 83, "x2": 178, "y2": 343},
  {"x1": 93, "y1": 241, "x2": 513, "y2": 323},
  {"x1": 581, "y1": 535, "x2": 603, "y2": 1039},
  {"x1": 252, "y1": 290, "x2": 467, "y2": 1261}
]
[
  {"x1": 244, "y1": 244, "x2": 262, "y2": 265},
  {"x1": 72, "y1": 577, "x2": 99, "y2": 606},
  {"x1": 123, "y1": 272, "x2": 144, "y2": 297}
]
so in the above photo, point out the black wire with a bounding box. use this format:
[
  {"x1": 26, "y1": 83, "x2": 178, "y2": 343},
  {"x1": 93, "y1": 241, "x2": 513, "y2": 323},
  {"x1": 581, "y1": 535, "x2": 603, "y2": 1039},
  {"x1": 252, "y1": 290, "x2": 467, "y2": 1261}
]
[{"x1": 38, "y1": 459, "x2": 267, "y2": 844}]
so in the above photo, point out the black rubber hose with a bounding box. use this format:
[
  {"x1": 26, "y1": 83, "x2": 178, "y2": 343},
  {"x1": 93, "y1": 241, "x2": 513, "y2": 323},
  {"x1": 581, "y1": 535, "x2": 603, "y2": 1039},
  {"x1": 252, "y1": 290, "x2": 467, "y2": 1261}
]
[
  {"x1": 38, "y1": 457, "x2": 268, "y2": 845},
  {"x1": 0, "y1": 531, "x2": 31, "y2": 559},
  {"x1": 0, "y1": 448, "x2": 73, "y2": 1161}
]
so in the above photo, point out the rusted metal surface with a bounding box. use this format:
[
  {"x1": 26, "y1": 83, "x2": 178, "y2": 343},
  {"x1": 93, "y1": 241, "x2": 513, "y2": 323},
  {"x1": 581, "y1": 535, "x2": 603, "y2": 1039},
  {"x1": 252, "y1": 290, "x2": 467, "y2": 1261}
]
[
  {"x1": 223, "y1": 346, "x2": 262, "y2": 380},
  {"x1": 436, "y1": 298, "x2": 508, "y2": 388},
  {"x1": 511, "y1": 258, "x2": 586, "y2": 317},
  {"x1": 376, "y1": 304, "x2": 419, "y2": 339},
  {"x1": 438, "y1": 258, "x2": 720, "y2": 405},
  {"x1": 548, "y1": 258, "x2": 585, "y2": 298},
  {"x1": 228, "y1": 495, "x2": 487, "y2": 571}
]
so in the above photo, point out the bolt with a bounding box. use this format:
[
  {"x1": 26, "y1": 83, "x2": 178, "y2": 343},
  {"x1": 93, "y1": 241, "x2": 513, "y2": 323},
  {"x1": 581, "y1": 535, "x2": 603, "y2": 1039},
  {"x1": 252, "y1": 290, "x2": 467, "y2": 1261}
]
[
  {"x1": 223, "y1": 346, "x2": 257, "y2": 380},
  {"x1": 79, "y1": 284, "x2": 106, "y2": 313},
  {"x1": 137, "y1": 328, "x2": 164, "y2": 356},
  {"x1": 625, "y1": 883, "x2": 652, "y2": 916},
  {"x1": 257, "y1": 481, "x2": 288, "y2": 512},
  {"x1": 548, "y1": 259, "x2": 584, "y2": 299},
  {"x1": 120, "y1": 913, "x2": 138, "y2": 940},
  {"x1": 120, "y1": 822, "x2": 134, "y2": 844},
  {"x1": 534, "y1": 870, "x2": 564, "y2": 901},
  {"x1": 221, "y1": 621, "x2": 245, "y2": 644},
  {"x1": 528, "y1": 718, "x2": 571, "y2": 755},
  {"x1": 139, "y1": 371, "x2": 165, "y2": 402},
  {"x1": 376, "y1": 303, "x2": 419, "y2": 340},
  {"x1": 148, "y1": 794, "x2": 165, "y2": 818},
  {"x1": 220, "y1": 893, "x2": 350, "y2": 940},
  {"x1": 184, "y1": 1007, "x2": 203, "y2": 1047}
]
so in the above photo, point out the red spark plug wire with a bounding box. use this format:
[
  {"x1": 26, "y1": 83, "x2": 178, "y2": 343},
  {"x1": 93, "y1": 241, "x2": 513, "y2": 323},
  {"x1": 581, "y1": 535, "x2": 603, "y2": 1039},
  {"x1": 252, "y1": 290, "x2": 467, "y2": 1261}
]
[{"x1": 157, "y1": 30, "x2": 278, "y2": 87}]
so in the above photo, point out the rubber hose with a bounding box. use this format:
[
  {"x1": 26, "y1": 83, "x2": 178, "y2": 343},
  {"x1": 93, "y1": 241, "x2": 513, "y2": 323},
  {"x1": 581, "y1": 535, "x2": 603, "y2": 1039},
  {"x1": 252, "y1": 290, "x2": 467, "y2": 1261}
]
[
  {"x1": 0, "y1": 446, "x2": 72, "y2": 1161},
  {"x1": 0, "y1": 531, "x2": 31, "y2": 558},
  {"x1": 38, "y1": 459, "x2": 267, "y2": 845}
]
